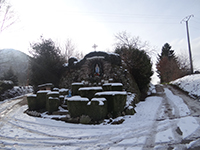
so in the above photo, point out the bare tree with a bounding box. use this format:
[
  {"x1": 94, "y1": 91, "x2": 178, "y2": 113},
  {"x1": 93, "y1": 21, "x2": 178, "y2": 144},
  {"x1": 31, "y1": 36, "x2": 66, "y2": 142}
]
[
  {"x1": 114, "y1": 31, "x2": 148, "y2": 50},
  {"x1": 63, "y1": 38, "x2": 75, "y2": 62},
  {"x1": 0, "y1": 0, "x2": 17, "y2": 33},
  {"x1": 177, "y1": 53, "x2": 191, "y2": 76},
  {"x1": 62, "y1": 39, "x2": 83, "y2": 62},
  {"x1": 114, "y1": 31, "x2": 156, "y2": 56}
]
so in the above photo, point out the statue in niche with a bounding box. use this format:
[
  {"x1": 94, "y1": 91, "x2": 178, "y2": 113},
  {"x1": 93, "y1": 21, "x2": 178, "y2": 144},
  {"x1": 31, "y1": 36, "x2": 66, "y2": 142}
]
[{"x1": 94, "y1": 64, "x2": 100, "y2": 76}]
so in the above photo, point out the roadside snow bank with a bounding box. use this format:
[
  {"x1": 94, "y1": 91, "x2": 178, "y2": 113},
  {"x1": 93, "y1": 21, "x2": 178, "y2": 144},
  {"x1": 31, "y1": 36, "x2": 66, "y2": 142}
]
[{"x1": 170, "y1": 74, "x2": 200, "y2": 98}]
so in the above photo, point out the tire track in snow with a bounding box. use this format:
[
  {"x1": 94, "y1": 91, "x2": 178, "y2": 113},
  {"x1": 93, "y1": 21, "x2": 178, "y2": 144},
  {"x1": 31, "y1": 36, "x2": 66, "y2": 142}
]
[
  {"x1": 155, "y1": 88, "x2": 182, "y2": 147},
  {"x1": 143, "y1": 85, "x2": 187, "y2": 149},
  {"x1": 167, "y1": 85, "x2": 200, "y2": 145},
  {"x1": 143, "y1": 97, "x2": 164, "y2": 149}
]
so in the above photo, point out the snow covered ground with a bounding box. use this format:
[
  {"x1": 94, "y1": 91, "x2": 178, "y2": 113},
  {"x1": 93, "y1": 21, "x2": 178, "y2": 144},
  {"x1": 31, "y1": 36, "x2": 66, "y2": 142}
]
[
  {"x1": 170, "y1": 74, "x2": 200, "y2": 98},
  {"x1": 1, "y1": 84, "x2": 200, "y2": 149}
]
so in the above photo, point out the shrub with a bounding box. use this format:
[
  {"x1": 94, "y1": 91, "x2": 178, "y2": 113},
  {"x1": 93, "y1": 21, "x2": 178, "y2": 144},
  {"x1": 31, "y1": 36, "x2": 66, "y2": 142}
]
[
  {"x1": 0, "y1": 80, "x2": 14, "y2": 94},
  {"x1": 115, "y1": 47, "x2": 153, "y2": 97}
]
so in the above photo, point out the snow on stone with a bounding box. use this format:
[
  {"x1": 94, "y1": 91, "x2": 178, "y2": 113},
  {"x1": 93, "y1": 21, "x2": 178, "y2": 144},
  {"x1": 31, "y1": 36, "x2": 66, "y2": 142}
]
[
  {"x1": 67, "y1": 96, "x2": 89, "y2": 101},
  {"x1": 111, "y1": 83, "x2": 123, "y2": 86},
  {"x1": 59, "y1": 88, "x2": 68, "y2": 92},
  {"x1": 59, "y1": 95, "x2": 64, "y2": 98},
  {"x1": 95, "y1": 91, "x2": 127, "y2": 96},
  {"x1": 103, "y1": 83, "x2": 111, "y2": 86},
  {"x1": 48, "y1": 97, "x2": 59, "y2": 100},
  {"x1": 27, "y1": 94, "x2": 37, "y2": 98},
  {"x1": 91, "y1": 97, "x2": 106, "y2": 105},
  {"x1": 37, "y1": 90, "x2": 51, "y2": 94},
  {"x1": 71, "y1": 82, "x2": 84, "y2": 86},
  {"x1": 164, "y1": 88, "x2": 190, "y2": 117},
  {"x1": 47, "y1": 91, "x2": 59, "y2": 95},
  {"x1": 171, "y1": 74, "x2": 200, "y2": 97},
  {"x1": 79, "y1": 86, "x2": 103, "y2": 91}
]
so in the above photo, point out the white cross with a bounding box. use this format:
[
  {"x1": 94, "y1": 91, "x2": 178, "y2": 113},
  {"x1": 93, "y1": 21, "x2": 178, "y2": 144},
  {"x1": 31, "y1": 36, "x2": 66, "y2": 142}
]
[{"x1": 92, "y1": 44, "x2": 98, "y2": 51}]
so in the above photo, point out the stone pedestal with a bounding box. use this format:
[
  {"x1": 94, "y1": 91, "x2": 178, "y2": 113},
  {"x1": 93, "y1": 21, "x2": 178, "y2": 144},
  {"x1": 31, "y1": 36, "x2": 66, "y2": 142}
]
[
  {"x1": 48, "y1": 97, "x2": 59, "y2": 114},
  {"x1": 67, "y1": 96, "x2": 89, "y2": 118},
  {"x1": 27, "y1": 94, "x2": 37, "y2": 110},
  {"x1": 95, "y1": 91, "x2": 127, "y2": 118},
  {"x1": 71, "y1": 83, "x2": 83, "y2": 96},
  {"x1": 79, "y1": 86, "x2": 103, "y2": 100},
  {"x1": 46, "y1": 91, "x2": 59, "y2": 114},
  {"x1": 37, "y1": 90, "x2": 50, "y2": 110},
  {"x1": 87, "y1": 98, "x2": 107, "y2": 121}
]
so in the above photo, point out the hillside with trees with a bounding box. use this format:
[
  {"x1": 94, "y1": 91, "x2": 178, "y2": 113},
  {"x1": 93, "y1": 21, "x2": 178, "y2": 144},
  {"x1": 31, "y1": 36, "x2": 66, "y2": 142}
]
[{"x1": 0, "y1": 49, "x2": 30, "y2": 85}]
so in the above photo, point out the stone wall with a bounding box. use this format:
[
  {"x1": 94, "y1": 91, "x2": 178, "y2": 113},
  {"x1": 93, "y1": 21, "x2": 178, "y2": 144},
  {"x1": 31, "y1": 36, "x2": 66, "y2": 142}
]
[{"x1": 60, "y1": 51, "x2": 140, "y2": 102}]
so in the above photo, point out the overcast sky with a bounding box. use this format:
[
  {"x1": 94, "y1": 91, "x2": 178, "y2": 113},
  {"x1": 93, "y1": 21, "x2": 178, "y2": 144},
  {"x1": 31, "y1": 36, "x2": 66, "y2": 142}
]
[{"x1": 0, "y1": 0, "x2": 199, "y2": 83}]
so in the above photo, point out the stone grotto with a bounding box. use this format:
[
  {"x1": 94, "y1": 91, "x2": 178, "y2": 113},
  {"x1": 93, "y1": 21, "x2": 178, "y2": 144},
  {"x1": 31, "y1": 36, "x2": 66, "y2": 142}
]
[{"x1": 26, "y1": 51, "x2": 140, "y2": 124}]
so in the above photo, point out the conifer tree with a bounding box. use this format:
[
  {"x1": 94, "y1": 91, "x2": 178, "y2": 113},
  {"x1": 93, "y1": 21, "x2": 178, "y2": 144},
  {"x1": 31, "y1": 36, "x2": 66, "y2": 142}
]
[
  {"x1": 29, "y1": 37, "x2": 66, "y2": 89},
  {"x1": 156, "y1": 43, "x2": 181, "y2": 83}
]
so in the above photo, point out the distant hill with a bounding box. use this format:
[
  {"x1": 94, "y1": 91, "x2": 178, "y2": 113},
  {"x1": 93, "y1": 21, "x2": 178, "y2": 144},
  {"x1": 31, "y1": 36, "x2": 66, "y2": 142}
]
[{"x1": 0, "y1": 49, "x2": 30, "y2": 85}]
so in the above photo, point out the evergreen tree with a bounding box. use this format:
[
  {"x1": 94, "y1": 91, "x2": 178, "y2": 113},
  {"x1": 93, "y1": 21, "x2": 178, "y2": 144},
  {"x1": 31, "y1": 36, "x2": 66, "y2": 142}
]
[
  {"x1": 156, "y1": 43, "x2": 181, "y2": 83},
  {"x1": 29, "y1": 37, "x2": 66, "y2": 89},
  {"x1": 159, "y1": 43, "x2": 177, "y2": 60}
]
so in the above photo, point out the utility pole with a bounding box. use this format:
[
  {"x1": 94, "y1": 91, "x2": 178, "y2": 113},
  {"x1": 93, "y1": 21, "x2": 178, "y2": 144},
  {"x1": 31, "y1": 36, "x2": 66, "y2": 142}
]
[{"x1": 181, "y1": 15, "x2": 194, "y2": 74}]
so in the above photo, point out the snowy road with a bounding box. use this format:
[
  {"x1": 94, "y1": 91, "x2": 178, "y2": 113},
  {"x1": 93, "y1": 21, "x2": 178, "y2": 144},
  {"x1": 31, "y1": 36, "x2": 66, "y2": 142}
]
[{"x1": 1, "y1": 85, "x2": 200, "y2": 150}]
